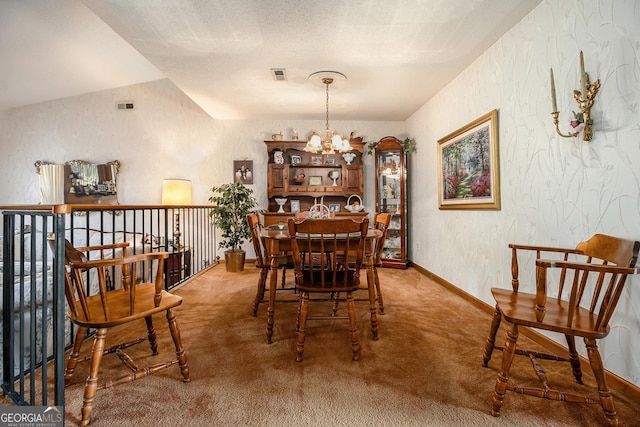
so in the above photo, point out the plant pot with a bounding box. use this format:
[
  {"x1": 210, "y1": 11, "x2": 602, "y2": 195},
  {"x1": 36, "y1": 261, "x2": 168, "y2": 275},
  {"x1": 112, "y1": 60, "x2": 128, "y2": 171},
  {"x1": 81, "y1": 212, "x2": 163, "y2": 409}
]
[{"x1": 224, "y1": 249, "x2": 246, "y2": 272}]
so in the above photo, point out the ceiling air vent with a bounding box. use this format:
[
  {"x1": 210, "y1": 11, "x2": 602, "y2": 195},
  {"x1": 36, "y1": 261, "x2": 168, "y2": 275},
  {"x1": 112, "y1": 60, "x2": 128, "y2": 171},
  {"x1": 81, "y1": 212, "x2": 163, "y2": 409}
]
[
  {"x1": 270, "y1": 68, "x2": 287, "y2": 81},
  {"x1": 116, "y1": 101, "x2": 135, "y2": 110}
]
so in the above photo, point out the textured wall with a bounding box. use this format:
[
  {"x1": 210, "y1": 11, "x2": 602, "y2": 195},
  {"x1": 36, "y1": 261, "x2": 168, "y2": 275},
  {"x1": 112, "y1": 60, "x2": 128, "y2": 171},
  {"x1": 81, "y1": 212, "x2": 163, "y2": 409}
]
[
  {"x1": 0, "y1": 78, "x2": 404, "y2": 256},
  {"x1": 1, "y1": 0, "x2": 637, "y2": 388},
  {"x1": 406, "y1": 0, "x2": 640, "y2": 386}
]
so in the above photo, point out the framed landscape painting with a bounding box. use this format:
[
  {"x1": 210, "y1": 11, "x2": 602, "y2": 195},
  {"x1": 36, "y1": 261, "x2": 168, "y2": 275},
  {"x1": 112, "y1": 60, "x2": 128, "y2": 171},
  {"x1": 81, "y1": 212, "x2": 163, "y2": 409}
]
[{"x1": 437, "y1": 110, "x2": 500, "y2": 210}]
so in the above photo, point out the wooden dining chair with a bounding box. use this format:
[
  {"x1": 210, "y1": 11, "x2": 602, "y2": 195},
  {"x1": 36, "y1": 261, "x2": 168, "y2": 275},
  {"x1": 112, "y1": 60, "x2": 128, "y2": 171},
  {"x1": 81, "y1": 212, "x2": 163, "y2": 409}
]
[
  {"x1": 368, "y1": 212, "x2": 392, "y2": 314},
  {"x1": 336, "y1": 212, "x2": 392, "y2": 317},
  {"x1": 482, "y1": 234, "x2": 639, "y2": 426},
  {"x1": 247, "y1": 213, "x2": 293, "y2": 316},
  {"x1": 61, "y1": 240, "x2": 190, "y2": 426},
  {"x1": 288, "y1": 217, "x2": 369, "y2": 362}
]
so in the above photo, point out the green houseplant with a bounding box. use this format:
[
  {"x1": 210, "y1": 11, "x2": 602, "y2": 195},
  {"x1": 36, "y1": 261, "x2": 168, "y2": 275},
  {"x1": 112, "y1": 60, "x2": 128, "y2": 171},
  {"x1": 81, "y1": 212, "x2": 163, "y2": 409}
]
[{"x1": 209, "y1": 182, "x2": 261, "y2": 272}]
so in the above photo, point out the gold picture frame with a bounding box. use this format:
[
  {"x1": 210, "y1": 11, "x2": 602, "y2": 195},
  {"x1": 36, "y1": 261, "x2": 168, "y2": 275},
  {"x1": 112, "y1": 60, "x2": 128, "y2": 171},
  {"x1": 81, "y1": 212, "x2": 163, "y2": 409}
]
[
  {"x1": 437, "y1": 110, "x2": 500, "y2": 210},
  {"x1": 308, "y1": 176, "x2": 323, "y2": 186}
]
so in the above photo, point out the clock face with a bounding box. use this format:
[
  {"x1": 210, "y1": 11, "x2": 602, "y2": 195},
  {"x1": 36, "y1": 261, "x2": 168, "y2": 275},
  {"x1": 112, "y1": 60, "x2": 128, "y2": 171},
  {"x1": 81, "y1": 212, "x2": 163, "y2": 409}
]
[{"x1": 274, "y1": 151, "x2": 284, "y2": 164}]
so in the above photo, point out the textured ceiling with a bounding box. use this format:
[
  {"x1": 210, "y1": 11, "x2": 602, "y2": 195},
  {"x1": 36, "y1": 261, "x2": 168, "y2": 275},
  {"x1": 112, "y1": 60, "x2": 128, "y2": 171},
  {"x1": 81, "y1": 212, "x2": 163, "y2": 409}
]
[{"x1": 0, "y1": 0, "x2": 542, "y2": 120}]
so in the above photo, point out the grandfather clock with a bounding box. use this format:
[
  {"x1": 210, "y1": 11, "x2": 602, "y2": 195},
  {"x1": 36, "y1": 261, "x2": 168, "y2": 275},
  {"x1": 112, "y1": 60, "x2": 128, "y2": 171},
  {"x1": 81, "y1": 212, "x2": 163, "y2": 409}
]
[{"x1": 374, "y1": 136, "x2": 408, "y2": 268}]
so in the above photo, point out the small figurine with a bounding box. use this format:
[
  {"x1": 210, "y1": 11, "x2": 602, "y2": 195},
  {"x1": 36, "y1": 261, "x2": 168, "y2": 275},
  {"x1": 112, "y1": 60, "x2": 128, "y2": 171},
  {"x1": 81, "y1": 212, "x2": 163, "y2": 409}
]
[{"x1": 386, "y1": 183, "x2": 394, "y2": 199}]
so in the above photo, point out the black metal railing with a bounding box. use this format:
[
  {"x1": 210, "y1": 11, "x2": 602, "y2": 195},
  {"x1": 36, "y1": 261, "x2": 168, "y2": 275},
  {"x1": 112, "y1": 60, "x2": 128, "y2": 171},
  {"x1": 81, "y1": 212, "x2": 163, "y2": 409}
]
[{"x1": 0, "y1": 204, "x2": 216, "y2": 407}]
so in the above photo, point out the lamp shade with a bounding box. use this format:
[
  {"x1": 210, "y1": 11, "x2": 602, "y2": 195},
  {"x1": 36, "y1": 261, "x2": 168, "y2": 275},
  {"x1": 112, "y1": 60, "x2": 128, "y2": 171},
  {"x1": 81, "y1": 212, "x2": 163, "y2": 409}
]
[{"x1": 162, "y1": 179, "x2": 192, "y2": 205}]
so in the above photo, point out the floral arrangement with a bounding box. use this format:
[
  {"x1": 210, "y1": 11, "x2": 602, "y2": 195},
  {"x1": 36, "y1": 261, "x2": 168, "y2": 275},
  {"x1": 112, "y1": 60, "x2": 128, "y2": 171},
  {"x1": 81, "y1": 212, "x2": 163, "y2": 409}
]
[
  {"x1": 570, "y1": 111, "x2": 584, "y2": 129},
  {"x1": 569, "y1": 110, "x2": 587, "y2": 140},
  {"x1": 365, "y1": 137, "x2": 415, "y2": 156}
]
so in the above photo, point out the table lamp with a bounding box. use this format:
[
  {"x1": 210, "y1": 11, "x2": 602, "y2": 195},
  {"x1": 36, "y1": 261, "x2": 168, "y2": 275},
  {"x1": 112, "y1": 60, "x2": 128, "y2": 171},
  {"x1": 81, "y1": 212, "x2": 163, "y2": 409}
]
[{"x1": 162, "y1": 179, "x2": 192, "y2": 250}]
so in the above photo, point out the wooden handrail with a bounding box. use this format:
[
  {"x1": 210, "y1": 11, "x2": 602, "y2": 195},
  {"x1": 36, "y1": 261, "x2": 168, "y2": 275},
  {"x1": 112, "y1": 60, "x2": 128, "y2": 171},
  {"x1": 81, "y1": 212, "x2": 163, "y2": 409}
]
[{"x1": 0, "y1": 204, "x2": 213, "y2": 213}]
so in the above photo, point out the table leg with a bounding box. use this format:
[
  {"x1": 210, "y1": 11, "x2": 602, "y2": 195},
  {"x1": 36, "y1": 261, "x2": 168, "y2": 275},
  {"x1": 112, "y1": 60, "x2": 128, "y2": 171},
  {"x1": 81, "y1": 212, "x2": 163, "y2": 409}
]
[
  {"x1": 366, "y1": 256, "x2": 379, "y2": 340},
  {"x1": 266, "y1": 252, "x2": 280, "y2": 344}
]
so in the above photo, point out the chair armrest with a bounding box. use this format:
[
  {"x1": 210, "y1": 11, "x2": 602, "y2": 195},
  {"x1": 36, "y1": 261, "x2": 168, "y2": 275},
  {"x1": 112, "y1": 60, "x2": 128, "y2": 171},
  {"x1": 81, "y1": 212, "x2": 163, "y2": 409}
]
[
  {"x1": 508, "y1": 243, "x2": 585, "y2": 292},
  {"x1": 509, "y1": 243, "x2": 583, "y2": 255},
  {"x1": 70, "y1": 251, "x2": 169, "y2": 269},
  {"x1": 536, "y1": 259, "x2": 639, "y2": 275},
  {"x1": 68, "y1": 252, "x2": 171, "y2": 308},
  {"x1": 73, "y1": 241, "x2": 130, "y2": 252}
]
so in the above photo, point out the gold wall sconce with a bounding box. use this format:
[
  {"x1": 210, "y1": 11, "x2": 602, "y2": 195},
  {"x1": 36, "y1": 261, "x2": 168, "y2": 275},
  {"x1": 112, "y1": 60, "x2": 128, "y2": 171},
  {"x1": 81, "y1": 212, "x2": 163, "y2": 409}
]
[{"x1": 550, "y1": 51, "x2": 600, "y2": 141}]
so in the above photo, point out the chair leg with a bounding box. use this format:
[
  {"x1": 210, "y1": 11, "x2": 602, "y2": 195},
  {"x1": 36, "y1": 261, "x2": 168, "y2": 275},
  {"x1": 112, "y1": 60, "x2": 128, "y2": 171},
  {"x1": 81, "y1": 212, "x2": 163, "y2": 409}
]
[
  {"x1": 491, "y1": 323, "x2": 519, "y2": 418},
  {"x1": 295, "y1": 292, "x2": 309, "y2": 362},
  {"x1": 65, "y1": 326, "x2": 87, "y2": 385},
  {"x1": 365, "y1": 260, "x2": 379, "y2": 340},
  {"x1": 252, "y1": 267, "x2": 268, "y2": 316},
  {"x1": 346, "y1": 291, "x2": 361, "y2": 361},
  {"x1": 482, "y1": 305, "x2": 502, "y2": 367},
  {"x1": 585, "y1": 338, "x2": 619, "y2": 426},
  {"x1": 166, "y1": 308, "x2": 190, "y2": 382},
  {"x1": 79, "y1": 327, "x2": 107, "y2": 426},
  {"x1": 145, "y1": 315, "x2": 158, "y2": 355},
  {"x1": 565, "y1": 334, "x2": 583, "y2": 384},
  {"x1": 331, "y1": 292, "x2": 340, "y2": 316},
  {"x1": 280, "y1": 265, "x2": 287, "y2": 288},
  {"x1": 373, "y1": 266, "x2": 385, "y2": 314}
]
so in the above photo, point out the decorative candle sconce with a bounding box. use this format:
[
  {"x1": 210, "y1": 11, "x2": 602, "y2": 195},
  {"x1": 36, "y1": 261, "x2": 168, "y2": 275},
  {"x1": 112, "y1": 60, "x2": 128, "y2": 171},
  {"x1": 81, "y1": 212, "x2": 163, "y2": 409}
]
[{"x1": 550, "y1": 51, "x2": 600, "y2": 141}]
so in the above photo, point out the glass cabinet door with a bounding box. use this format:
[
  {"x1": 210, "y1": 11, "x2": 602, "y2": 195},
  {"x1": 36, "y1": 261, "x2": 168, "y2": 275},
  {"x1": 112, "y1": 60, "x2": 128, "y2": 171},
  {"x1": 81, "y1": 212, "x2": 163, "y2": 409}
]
[{"x1": 375, "y1": 136, "x2": 408, "y2": 269}]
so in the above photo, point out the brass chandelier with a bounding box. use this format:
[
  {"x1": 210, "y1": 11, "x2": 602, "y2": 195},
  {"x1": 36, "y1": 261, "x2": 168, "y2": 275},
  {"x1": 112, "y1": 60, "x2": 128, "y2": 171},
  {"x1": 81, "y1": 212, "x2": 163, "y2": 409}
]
[{"x1": 304, "y1": 71, "x2": 353, "y2": 154}]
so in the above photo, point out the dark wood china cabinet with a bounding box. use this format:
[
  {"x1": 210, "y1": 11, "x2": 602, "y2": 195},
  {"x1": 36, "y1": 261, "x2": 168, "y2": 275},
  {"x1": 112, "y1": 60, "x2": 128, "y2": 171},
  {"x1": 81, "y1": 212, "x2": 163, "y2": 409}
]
[{"x1": 374, "y1": 136, "x2": 408, "y2": 268}]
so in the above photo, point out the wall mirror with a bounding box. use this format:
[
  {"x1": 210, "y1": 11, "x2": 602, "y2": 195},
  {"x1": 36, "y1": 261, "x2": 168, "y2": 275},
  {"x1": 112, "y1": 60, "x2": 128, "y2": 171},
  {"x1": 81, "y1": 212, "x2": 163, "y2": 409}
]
[{"x1": 35, "y1": 160, "x2": 120, "y2": 205}]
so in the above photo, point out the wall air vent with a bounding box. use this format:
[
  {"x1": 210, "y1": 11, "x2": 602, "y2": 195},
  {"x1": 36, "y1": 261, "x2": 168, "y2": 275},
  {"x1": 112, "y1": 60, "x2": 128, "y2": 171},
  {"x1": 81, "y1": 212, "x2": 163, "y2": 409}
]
[
  {"x1": 270, "y1": 68, "x2": 287, "y2": 81},
  {"x1": 116, "y1": 102, "x2": 135, "y2": 110}
]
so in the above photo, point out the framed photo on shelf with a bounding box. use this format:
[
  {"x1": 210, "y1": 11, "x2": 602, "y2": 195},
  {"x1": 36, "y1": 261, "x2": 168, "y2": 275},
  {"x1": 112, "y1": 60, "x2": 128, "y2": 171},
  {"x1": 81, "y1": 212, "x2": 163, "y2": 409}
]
[
  {"x1": 329, "y1": 203, "x2": 340, "y2": 212},
  {"x1": 290, "y1": 155, "x2": 302, "y2": 165},
  {"x1": 311, "y1": 156, "x2": 323, "y2": 166},
  {"x1": 437, "y1": 109, "x2": 500, "y2": 210},
  {"x1": 324, "y1": 157, "x2": 336, "y2": 165},
  {"x1": 290, "y1": 200, "x2": 300, "y2": 213},
  {"x1": 233, "y1": 160, "x2": 253, "y2": 185},
  {"x1": 308, "y1": 176, "x2": 323, "y2": 186}
]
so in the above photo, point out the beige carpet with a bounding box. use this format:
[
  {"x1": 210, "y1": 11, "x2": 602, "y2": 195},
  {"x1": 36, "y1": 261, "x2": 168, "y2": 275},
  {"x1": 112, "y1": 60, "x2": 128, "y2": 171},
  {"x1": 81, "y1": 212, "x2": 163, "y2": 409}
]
[{"x1": 6, "y1": 265, "x2": 640, "y2": 426}]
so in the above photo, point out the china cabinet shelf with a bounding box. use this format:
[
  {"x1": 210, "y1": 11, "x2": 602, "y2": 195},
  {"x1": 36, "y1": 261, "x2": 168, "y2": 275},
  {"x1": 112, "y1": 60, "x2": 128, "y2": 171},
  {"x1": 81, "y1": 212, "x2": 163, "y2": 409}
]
[{"x1": 264, "y1": 139, "x2": 365, "y2": 226}]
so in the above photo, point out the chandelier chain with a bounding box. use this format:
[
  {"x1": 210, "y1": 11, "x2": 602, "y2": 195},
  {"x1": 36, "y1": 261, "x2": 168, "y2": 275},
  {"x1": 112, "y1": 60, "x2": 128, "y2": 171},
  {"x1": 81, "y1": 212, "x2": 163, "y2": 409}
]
[
  {"x1": 304, "y1": 71, "x2": 352, "y2": 154},
  {"x1": 325, "y1": 81, "x2": 330, "y2": 130}
]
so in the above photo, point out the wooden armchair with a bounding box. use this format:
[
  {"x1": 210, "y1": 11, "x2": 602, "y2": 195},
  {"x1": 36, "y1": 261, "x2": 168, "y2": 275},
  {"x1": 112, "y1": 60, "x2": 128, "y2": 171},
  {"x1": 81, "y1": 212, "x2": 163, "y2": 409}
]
[
  {"x1": 247, "y1": 213, "x2": 293, "y2": 316},
  {"x1": 482, "y1": 234, "x2": 639, "y2": 426},
  {"x1": 288, "y1": 217, "x2": 369, "y2": 362},
  {"x1": 62, "y1": 240, "x2": 190, "y2": 425}
]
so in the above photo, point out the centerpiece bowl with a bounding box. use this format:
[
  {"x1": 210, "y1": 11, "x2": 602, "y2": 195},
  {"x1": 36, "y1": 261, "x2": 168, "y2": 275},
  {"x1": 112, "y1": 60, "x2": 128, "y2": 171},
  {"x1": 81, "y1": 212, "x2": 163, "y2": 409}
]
[{"x1": 275, "y1": 198, "x2": 287, "y2": 213}]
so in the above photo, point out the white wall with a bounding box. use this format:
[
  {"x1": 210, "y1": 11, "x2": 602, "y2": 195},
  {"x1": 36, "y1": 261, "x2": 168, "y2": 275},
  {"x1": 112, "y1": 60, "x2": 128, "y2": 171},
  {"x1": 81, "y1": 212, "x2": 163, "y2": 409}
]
[
  {"x1": 406, "y1": 0, "x2": 640, "y2": 386},
  {"x1": 0, "y1": 78, "x2": 404, "y2": 255}
]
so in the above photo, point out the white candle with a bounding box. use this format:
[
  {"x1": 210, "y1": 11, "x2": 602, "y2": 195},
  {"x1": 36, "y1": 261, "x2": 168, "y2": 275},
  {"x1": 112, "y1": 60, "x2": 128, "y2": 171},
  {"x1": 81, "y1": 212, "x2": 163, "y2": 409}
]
[
  {"x1": 550, "y1": 68, "x2": 557, "y2": 112},
  {"x1": 580, "y1": 51, "x2": 587, "y2": 98}
]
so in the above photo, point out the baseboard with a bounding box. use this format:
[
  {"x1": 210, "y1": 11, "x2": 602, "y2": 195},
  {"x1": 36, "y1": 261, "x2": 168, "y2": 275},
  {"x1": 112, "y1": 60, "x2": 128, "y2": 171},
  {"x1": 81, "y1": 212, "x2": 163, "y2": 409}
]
[{"x1": 410, "y1": 262, "x2": 640, "y2": 401}]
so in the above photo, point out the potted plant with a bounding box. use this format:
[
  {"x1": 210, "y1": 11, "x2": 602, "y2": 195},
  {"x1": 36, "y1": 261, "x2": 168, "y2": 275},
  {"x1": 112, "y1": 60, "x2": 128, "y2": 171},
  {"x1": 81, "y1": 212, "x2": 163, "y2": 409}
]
[{"x1": 209, "y1": 182, "x2": 261, "y2": 272}]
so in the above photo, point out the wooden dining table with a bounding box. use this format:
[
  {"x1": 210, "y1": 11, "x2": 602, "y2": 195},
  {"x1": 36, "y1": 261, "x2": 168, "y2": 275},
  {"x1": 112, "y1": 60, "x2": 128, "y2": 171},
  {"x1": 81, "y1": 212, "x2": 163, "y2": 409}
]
[{"x1": 260, "y1": 225, "x2": 383, "y2": 344}]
